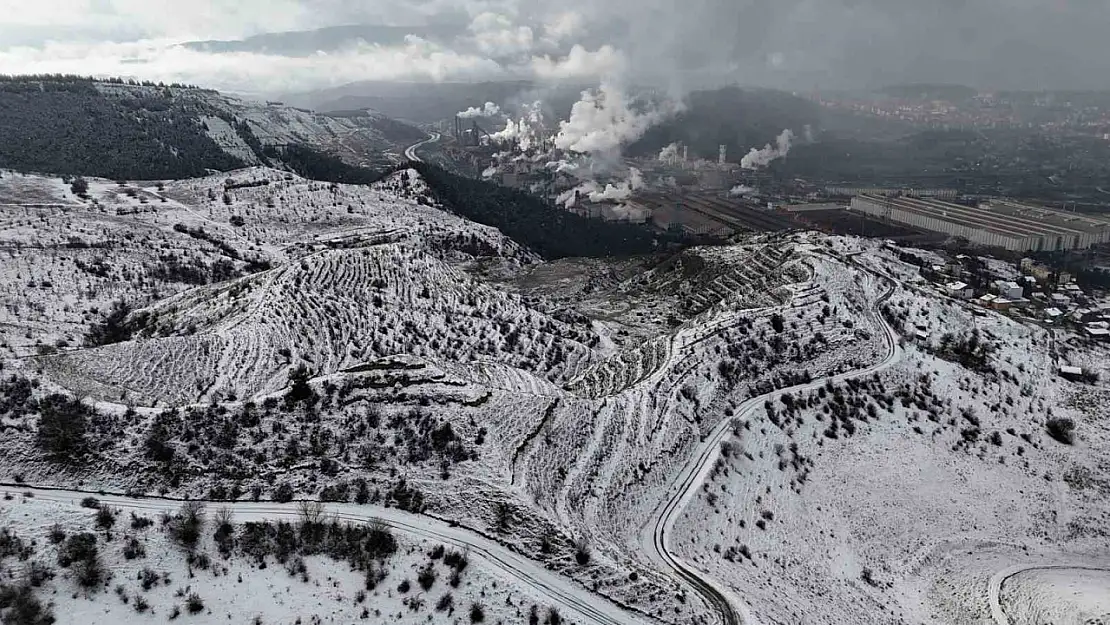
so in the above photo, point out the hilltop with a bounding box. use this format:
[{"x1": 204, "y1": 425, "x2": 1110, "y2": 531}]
[{"x1": 0, "y1": 75, "x2": 425, "y2": 180}]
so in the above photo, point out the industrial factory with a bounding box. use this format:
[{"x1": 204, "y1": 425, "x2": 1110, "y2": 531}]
[
  {"x1": 437, "y1": 109, "x2": 1110, "y2": 254},
  {"x1": 849, "y1": 194, "x2": 1110, "y2": 251}
]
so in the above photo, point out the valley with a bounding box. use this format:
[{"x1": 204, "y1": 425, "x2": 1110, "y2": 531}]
[{"x1": 0, "y1": 166, "x2": 1107, "y2": 625}]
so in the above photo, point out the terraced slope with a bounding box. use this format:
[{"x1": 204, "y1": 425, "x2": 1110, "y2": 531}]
[{"x1": 40, "y1": 244, "x2": 600, "y2": 405}]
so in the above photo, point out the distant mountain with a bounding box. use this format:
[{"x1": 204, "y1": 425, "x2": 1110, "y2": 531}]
[
  {"x1": 0, "y1": 75, "x2": 425, "y2": 180},
  {"x1": 282, "y1": 80, "x2": 589, "y2": 124},
  {"x1": 627, "y1": 87, "x2": 822, "y2": 161},
  {"x1": 183, "y1": 23, "x2": 464, "y2": 56}
]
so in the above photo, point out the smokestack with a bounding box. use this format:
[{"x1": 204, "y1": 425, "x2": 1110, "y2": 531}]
[
  {"x1": 683, "y1": 145, "x2": 689, "y2": 163},
  {"x1": 719, "y1": 144, "x2": 727, "y2": 165}
]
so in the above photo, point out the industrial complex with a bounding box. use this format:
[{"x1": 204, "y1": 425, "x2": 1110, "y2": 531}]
[
  {"x1": 434, "y1": 114, "x2": 1110, "y2": 255},
  {"x1": 849, "y1": 194, "x2": 1110, "y2": 251}
]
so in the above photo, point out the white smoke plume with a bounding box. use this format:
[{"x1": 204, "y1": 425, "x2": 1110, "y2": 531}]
[
  {"x1": 740, "y1": 129, "x2": 795, "y2": 169},
  {"x1": 481, "y1": 166, "x2": 499, "y2": 179},
  {"x1": 490, "y1": 100, "x2": 546, "y2": 151},
  {"x1": 555, "y1": 82, "x2": 681, "y2": 156},
  {"x1": 546, "y1": 159, "x2": 580, "y2": 175},
  {"x1": 556, "y1": 167, "x2": 644, "y2": 207},
  {"x1": 658, "y1": 142, "x2": 681, "y2": 163},
  {"x1": 729, "y1": 185, "x2": 755, "y2": 196},
  {"x1": 606, "y1": 203, "x2": 651, "y2": 222},
  {"x1": 458, "y1": 102, "x2": 502, "y2": 118}
]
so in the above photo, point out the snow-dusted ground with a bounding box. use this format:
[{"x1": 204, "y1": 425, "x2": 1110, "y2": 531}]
[
  {"x1": 1, "y1": 490, "x2": 618, "y2": 625},
  {"x1": 664, "y1": 239, "x2": 1110, "y2": 625},
  {"x1": 3, "y1": 169, "x2": 1108, "y2": 625},
  {"x1": 996, "y1": 567, "x2": 1110, "y2": 625}
]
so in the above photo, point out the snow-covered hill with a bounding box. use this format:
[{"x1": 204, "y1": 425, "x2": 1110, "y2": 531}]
[
  {"x1": 1, "y1": 166, "x2": 1108, "y2": 625},
  {"x1": 98, "y1": 81, "x2": 428, "y2": 170},
  {"x1": 0, "y1": 76, "x2": 425, "y2": 180}
]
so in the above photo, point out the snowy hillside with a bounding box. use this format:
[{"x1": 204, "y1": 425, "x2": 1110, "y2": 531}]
[
  {"x1": 134, "y1": 82, "x2": 427, "y2": 170},
  {"x1": 0, "y1": 76, "x2": 425, "y2": 180},
  {"x1": 1, "y1": 166, "x2": 1108, "y2": 625}
]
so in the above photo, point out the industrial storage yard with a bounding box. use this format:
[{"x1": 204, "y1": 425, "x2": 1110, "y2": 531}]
[{"x1": 849, "y1": 194, "x2": 1110, "y2": 251}]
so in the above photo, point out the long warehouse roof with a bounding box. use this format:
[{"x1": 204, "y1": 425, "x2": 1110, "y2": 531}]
[{"x1": 856, "y1": 194, "x2": 1110, "y2": 239}]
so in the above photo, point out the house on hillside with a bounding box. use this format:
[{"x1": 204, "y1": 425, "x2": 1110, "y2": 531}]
[
  {"x1": 1059, "y1": 365, "x2": 1085, "y2": 381},
  {"x1": 945, "y1": 281, "x2": 974, "y2": 299},
  {"x1": 1086, "y1": 327, "x2": 1110, "y2": 342},
  {"x1": 994, "y1": 280, "x2": 1024, "y2": 300}
]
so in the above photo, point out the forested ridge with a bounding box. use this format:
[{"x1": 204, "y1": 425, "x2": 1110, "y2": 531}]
[
  {"x1": 406, "y1": 162, "x2": 682, "y2": 259},
  {"x1": 0, "y1": 75, "x2": 244, "y2": 179}
]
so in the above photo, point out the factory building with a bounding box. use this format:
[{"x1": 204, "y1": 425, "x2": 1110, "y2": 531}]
[
  {"x1": 826, "y1": 186, "x2": 958, "y2": 199},
  {"x1": 849, "y1": 194, "x2": 1110, "y2": 251}
]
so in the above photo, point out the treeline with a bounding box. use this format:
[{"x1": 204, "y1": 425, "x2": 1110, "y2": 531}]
[
  {"x1": 0, "y1": 76, "x2": 243, "y2": 179},
  {"x1": 264, "y1": 144, "x2": 382, "y2": 185},
  {"x1": 405, "y1": 162, "x2": 680, "y2": 259},
  {"x1": 0, "y1": 74, "x2": 201, "y2": 89}
]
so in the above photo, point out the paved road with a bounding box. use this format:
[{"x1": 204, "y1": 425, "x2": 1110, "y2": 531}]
[
  {"x1": 640, "y1": 258, "x2": 903, "y2": 625},
  {"x1": 11, "y1": 486, "x2": 648, "y2": 625},
  {"x1": 404, "y1": 132, "x2": 441, "y2": 163}
]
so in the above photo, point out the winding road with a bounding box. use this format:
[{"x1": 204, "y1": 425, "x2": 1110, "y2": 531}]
[
  {"x1": 10, "y1": 485, "x2": 646, "y2": 625},
  {"x1": 404, "y1": 132, "x2": 441, "y2": 163},
  {"x1": 10, "y1": 252, "x2": 907, "y2": 625},
  {"x1": 640, "y1": 259, "x2": 903, "y2": 625},
  {"x1": 988, "y1": 564, "x2": 1110, "y2": 625}
]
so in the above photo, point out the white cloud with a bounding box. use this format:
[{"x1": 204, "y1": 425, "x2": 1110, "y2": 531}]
[
  {"x1": 531, "y1": 44, "x2": 625, "y2": 81},
  {"x1": 467, "y1": 12, "x2": 534, "y2": 57},
  {"x1": 0, "y1": 37, "x2": 508, "y2": 92},
  {"x1": 541, "y1": 12, "x2": 585, "y2": 44},
  {"x1": 0, "y1": 0, "x2": 321, "y2": 42}
]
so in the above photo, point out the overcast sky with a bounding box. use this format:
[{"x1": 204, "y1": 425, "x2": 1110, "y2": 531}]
[{"x1": 1, "y1": 0, "x2": 1108, "y2": 95}]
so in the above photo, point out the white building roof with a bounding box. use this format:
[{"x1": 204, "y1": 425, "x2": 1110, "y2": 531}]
[
  {"x1": 1059, "y1": 365, "x2": 1084, "y2": 375},
  {"x1": 1045, "y1": 307, "x2": 1064, "y2": 317}
]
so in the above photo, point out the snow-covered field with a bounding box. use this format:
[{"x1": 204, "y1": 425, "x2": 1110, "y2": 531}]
[
  {"x1": 0, "y1": 491, "x2": 587, "y2": 625},
  {"x1": 2, "y1": 169, "x2": 1108, "y2": 625}
]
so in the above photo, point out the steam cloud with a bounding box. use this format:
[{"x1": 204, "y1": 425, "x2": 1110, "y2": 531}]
[
  {"x1": 729, "y1": 185, "x2": 755, "y2": 196},
  {"x1": 458, "y1": 102, "x2": 502, "y2": 118},
  {"x1": 740, "y1": 129, "x2": 794, "y2": 170},
  {"x1": 554, "y1": 82, "x2": 681, "y2": 157},
  {"x1": 556, "y1": 167, "x2": 644, "y2": 207},
  {"x1": 658, "y1": 142, "x2": 680, "y2": 163},
  {"x1": 489, "y1": 101, "x2": 546, "y2": 152}
]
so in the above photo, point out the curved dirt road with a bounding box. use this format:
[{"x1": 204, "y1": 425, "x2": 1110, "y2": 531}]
[
  {"x1": 988, "y1": 564, "x2": 1110, "y2": 625},
  {"x1": 641, "y1": 265, "x2": 902, "y2": 625},
  {"x1": 10, "y1": 486, "x2": 648, "y2": 625}
]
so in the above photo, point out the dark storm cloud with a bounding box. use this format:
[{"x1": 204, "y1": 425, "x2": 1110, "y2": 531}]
[{"x1": 2, "y1": 0, "x2": 1108, "y2": 91}]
